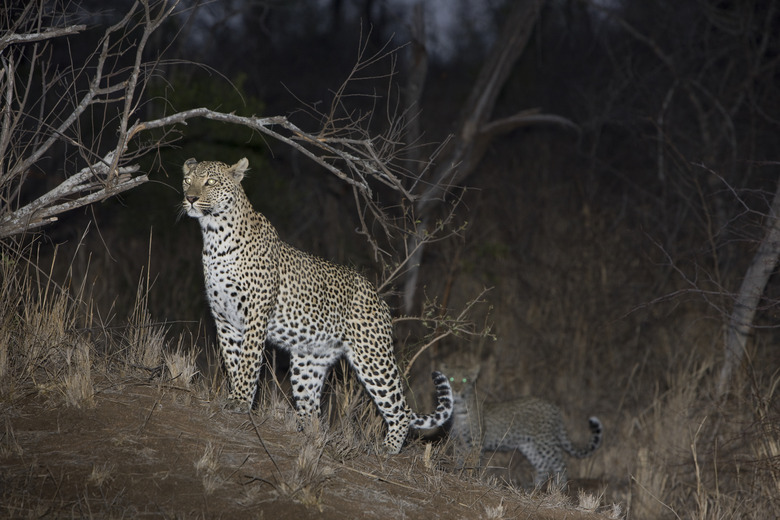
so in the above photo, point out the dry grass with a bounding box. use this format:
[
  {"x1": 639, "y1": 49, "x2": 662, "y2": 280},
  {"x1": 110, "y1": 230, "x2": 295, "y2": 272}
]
[
  {"x1": 164, "y1": 335, "x2": 199, "y2": 388},
  {"x1": 87, "y1": 462, "x2": 116, "y2": 488},
  {"x1": 606, "y1": 350, "x2": 780, "y2": 518},
  {"x1": 1, "y1": 245, "x2": 94, "y2": 407},
  {"x1": 0, "y1": 243, "x2": 174, "y2": 412},
  {"x1": 124, "y1": 269, "x2": 166, "y2": 372},
  {"x1": 61, "y1": 336, "x2": 94, "y2": 408},
  {"x1": 195, "y1": 441, "x2": 224, "y2": 495},
  {"x1": 279, "y1": 437, "x2": 334, "y2": 508}
]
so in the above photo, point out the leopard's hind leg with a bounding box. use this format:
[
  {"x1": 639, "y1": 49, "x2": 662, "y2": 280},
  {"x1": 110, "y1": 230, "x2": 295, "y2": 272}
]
[{"x1": 289, "y1": 350, "x2": 339, "y2": 426}]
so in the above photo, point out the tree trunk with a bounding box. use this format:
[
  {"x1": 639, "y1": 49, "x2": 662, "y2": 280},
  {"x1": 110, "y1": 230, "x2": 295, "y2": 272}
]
[
  {"x1": 402, "y1": 0, "x2": 549, "y2": 313},
  {"x1": 717, "y1": 179, "x2": 780, "y2": 397}
]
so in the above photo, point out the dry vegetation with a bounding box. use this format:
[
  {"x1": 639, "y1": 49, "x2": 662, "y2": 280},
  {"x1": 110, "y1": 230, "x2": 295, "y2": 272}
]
[
  {"x1": 0, "y1": 248, "x2": 621, "y2": 519},
  {"x1": 2, "y1": 170, "x2": 780, "y2": 519}
]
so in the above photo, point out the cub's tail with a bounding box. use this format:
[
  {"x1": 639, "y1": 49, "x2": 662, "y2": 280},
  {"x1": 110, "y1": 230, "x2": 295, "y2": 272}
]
[
  {"x1": 409, "y1": 371, "x2": 453, "y2": 430},
  {"x1": 562, "y1": 416, "x2": 603, "y2": 459}
]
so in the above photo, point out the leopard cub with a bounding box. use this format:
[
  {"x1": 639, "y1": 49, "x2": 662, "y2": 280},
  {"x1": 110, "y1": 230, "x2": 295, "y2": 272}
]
[{"x1": 444, "y1": 364, "x2": 603, "y2": 486}]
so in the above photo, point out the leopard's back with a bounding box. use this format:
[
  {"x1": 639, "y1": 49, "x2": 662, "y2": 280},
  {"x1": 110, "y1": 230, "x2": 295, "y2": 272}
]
[
  {"x1": 481, "y1": 397, "x2": 566, "y2": 451},
  {"x1": 266, "y1": 241, "x2": 363, "y2": 349}
]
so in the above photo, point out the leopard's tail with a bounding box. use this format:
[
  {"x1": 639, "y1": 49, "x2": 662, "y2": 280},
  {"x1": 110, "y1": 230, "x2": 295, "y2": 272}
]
[
  {"x1": 561, "y1": 416, "x2": 603, "y2": 459},
  {"x1": 409, "y1": 371, "x2": 453, "y2": 430}
]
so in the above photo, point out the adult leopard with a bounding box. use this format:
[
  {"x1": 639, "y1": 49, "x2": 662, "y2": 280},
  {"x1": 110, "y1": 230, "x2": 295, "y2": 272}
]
[{"x1": 182, "y1": 157, "x2": 452, "y2": 454}]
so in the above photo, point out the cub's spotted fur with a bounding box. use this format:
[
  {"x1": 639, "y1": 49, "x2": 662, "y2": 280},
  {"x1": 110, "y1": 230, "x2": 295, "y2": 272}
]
[
  {"x1": 182, "y1": 157, "x2": 452, "y2": 454},
  {"x1": 445, "y1": 364, "x2": 602, "y2": 486}
]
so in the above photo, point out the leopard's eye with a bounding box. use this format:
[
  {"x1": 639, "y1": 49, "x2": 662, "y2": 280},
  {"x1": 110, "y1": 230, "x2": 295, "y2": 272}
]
[
  {"x1": 206, "y1": 178, "x2": 216, "y2": 186},
  {"x1": 449, "y1": 377, "x2": 455, "y2": 383},
  {"x1": 462, "y1": 378, "x2": 468, "y2": 383},
  {"x1": 183, "y1": 177, "x2": 191, "y2": 186}
]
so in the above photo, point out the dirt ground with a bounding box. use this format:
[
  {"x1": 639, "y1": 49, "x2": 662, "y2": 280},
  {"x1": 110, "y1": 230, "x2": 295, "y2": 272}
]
[{"x1": 1, "y1": 382, "x2": 618, "y2": 519}]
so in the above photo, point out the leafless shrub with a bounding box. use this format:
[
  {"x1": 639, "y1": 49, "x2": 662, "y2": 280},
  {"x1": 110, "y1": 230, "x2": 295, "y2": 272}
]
[
  {"x1": 0, "y1": 2, "x2": 165, "y2": 239},
  {"x1": 401, "y1": 287, "x2": 494, "y2": 378}
]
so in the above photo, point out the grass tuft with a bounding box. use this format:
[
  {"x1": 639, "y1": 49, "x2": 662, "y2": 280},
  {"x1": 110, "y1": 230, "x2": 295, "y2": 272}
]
[
  {"x1": 195, "y1": 441, "x2": 223, "y2": 495},
  {"x1": 88, "y1": 462, "x2": 116, "y2": 488},
  {"x1": 279, "y1": 439, "x2": 333, "y2": 509},
  {"x1": 61, "y1": 336, "x2": 94, "y2": 408},
  {"x1": 164, "y1": 335, "x2": 199, "y2": 388},
  {"x1": 125, "y1": 272, "x2": 166, "y2": 372}
]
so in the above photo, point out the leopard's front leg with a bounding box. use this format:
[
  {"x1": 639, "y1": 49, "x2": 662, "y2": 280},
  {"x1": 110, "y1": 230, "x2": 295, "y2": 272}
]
[{"x1": 214, "y1": 314, "x2": 267, "y2": 412}]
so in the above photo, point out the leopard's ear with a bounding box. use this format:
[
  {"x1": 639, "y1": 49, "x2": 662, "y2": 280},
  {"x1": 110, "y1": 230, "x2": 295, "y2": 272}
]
[
  {"x1": 230, "y1": 157, "x2": 249, "y2": 182},
  {"x1": 183, "y1": 158, "x2": 198, "y2": 175}
]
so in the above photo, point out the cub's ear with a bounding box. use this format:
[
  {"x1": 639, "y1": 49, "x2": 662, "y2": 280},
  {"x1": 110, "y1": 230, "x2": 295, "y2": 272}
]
[
  {"x1": 230, "y1": 157, "x2": 250, "y2": 182},
  {"x1": 183, "y1": 158, "x2": 198, "y2": 174}
]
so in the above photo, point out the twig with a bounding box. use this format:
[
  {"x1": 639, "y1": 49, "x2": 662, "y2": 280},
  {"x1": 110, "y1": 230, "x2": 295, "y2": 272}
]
[
  {"x1": 248, "y1": 410, "x2": 283, "y2": 478},
  {"x1": 337, "y1": 462, "x2": 419, "y2": 492},
  {"x1": 402, "y1": 286, "x2": 493, "y2": 378}
]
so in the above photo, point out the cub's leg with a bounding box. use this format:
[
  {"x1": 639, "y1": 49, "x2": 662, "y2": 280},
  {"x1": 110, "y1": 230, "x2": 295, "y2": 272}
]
[{"x1": 523, "y1": 442, "x2": 567, "y2": 487}]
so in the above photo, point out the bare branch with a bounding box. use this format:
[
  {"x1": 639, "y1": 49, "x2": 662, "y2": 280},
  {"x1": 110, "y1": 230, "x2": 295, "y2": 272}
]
[
  {"x1": 401, "y1": 0, "x2": 550, "y2": 313},
  {"x1": 0, "y1": 152, "x2": 144, "y2": 238},
  {"x1": 0, "y1": 25, "x2": 86, "y2": 53},
  {"x1": 401, "y1": 286, "x2": 493, "y2": 378},
  {"x1": 479, "y1": 109, "x2": 580, "y2": 139},
  {"x1": 717, "y1": 178, "x2": 780, "y2": 397},
  {"x1": 0, "y1": 2, "x2": 160, "y2": 237},
  {"x1": 132, "y1": 108, "x2": 380, "y2": 194}
]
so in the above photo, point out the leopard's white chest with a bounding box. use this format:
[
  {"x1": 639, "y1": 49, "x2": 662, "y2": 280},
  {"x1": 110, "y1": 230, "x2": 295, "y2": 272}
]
[{"x1": 199, "y1": 217, "x2": 251, "y2": 327}]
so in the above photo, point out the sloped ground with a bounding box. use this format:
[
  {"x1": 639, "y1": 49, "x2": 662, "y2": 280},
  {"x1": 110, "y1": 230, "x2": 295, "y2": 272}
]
[{"x1": 1, "y1": 382, "x2": 619, "y2": 519}]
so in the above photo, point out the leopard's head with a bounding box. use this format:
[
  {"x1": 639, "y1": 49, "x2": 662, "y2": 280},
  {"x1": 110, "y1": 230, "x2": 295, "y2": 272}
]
[{"x1": 181, "y1": 157, "x2": 249, "y2": 218}]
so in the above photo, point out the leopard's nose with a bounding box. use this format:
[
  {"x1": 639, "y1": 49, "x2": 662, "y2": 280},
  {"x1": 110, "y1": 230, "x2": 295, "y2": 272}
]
[{"x1": 186, "y1": 195, "x2": 199, "y2": 204}]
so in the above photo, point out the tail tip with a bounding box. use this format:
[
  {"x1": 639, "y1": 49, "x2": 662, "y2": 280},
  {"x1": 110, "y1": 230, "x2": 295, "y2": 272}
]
[{"x1": 588, "y1": 416, "x2": 604, "y2": 450}]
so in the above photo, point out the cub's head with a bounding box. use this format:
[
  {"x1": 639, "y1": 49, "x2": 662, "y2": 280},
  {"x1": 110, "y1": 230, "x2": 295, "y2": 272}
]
[
  {"x1": 439, "y1": 363, "x2": 481, "y2": 401},
  {"x1": 181, "y1": 157, "x2": 249, "y2": 218}
]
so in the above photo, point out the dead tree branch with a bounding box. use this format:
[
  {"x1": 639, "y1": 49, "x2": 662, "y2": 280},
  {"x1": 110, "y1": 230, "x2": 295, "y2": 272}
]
[
  {"x1": 0, "y1": 1, "x2": 175, "y2": 239},
  {"x1": 0, "y1": 153, "x2": 144, "y2": 237},
  {"x1": 400, "y1": 0, "x2": 578, "y2": 313},
  {"x1": 717, "y1": 178, "x2": 780, "y2": 397}
]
